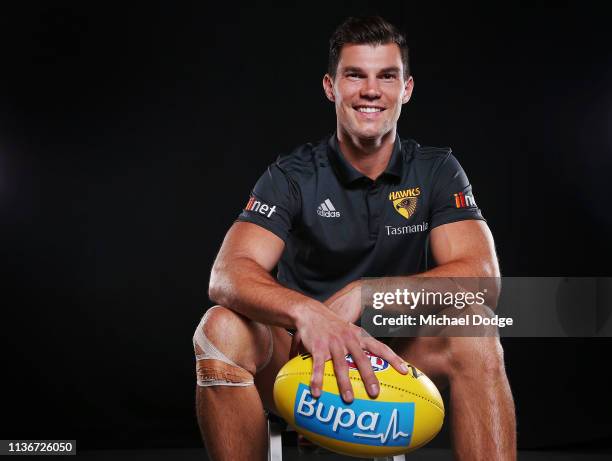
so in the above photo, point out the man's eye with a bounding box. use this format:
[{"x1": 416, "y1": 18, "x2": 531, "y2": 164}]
[
  {"x1": 381, "y1": 74, "x2": 396, "y2": 80},
  {"x1": 347, "y1": 73, "x2": 361, "y2": 78}
]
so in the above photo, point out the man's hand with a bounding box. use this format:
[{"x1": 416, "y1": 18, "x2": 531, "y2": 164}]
[
  {"x1": 289, "y1": 280, "x2": 363, "y2": 357},
  {"x1": 324, "y1": 280, "x2": 363, "y2": 323},
  {"x1": 292, "y1": 303, "x2": 408, "y2": 404}
]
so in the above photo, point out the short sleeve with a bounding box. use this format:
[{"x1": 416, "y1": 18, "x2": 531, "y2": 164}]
[
  {"x1": 429, "y1": 153, "x2": 485, "y2": 229},
  {"x1": 236, "y1": 163, "x2": 301, "y2": 242}
]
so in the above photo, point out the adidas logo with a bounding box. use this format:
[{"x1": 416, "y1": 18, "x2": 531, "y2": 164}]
[{"x1": 317, "y1": 198, "x2": 341, "y2": 218}]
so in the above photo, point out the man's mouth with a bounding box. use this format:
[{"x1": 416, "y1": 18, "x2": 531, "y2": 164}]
[{"x1": 354, "y1": 105, "x2": 385, "y2": 113}]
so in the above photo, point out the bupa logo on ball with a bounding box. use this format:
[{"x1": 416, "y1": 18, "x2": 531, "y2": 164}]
[
  {"x1": 345, "y1": 351, "x2": 389, "y2": 373},
  {"x1": 293, "y1": 384, "x2": 414, "y2": 447}
]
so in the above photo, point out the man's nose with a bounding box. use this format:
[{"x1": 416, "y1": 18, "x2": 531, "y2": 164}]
[{"x1": 360, "y1": 77, "x2": 381, "y2": 99}]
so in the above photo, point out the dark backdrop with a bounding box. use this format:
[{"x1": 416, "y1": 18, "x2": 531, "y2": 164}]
[{"x1": 1, "y1": 1, "x2": 611, "y2": 452}]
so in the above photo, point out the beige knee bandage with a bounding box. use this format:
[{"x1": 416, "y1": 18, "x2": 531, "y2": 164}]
[{"x1": 193, "y1": 306, "x2": 273, "y2": 387}]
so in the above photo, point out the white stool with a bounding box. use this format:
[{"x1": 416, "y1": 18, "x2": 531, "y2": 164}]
[{"x1": 267, "y1": 414, "x2": 406, "y2": 461}]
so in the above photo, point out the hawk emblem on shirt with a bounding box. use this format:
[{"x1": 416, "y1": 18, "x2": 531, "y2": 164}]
[
  {"x1": 393, "y1": 197, "x2": 418, "y2": 219},
  {"x1": 389, "y1": 187, "x2": 420, "y2": 220}
]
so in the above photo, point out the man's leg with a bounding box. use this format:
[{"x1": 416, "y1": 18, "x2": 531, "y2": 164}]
[
  {"x1": 390, "y1": 335, "x2": 516, "y2": 461},
  {"x1": 193, "y1": 306, "x2": 291, "y2": 461}
]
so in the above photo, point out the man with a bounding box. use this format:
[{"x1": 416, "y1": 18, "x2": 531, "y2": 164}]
[{"x1": 194, "y1": 16, "x2": 516, "y2": 460}]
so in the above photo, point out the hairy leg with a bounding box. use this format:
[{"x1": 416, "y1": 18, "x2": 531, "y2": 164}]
[
  {"x1": 196, "y1": 384, "x2": 268, "y2": 461},
  {"x1": 193, "y1": 306, "x2": 291, "y2": 461},
  {"x1": 390, "y1": 335, "x2": 516, "y2": 461}
]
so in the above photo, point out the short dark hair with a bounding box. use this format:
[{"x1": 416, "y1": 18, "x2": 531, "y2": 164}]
[{"x1": 328, "y1": 16, "x2": 410, "y2": 79}]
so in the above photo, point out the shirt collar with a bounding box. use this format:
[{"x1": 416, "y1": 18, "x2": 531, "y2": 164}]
[{"x1": 327, "y1": 134, "x2": 404, "y2": 185}]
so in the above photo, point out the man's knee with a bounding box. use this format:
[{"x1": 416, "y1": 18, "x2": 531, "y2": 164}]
[
  {"x1": 193, "y1": 305, "x2": 273, "y2": 386},
  {"x1": 446, "y1": 336, "x2": 506, "y2": 380}
]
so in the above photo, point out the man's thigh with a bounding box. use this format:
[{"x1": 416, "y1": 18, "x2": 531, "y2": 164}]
[
  {"x1": 386, "y1": 336, "x2": 450, "y2": 390},
  {"x1": 254, "y1": 326, "x2": 293, "y2": 415}
]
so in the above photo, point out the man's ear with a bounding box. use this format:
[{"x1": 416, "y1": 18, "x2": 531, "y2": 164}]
[
  {"x1": 402, "y1": 76, "x2": 415, "y2": 104},
  {"x1": 322, "y1": 74, "x2": 335, "y2": 102}
]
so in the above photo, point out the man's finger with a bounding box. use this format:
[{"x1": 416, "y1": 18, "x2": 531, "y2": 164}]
[
  {"x1": 330, "y1": 345, "x2": 353, "y2": 403},
  {"x1": 348, "y1": 346, "x2": 380, "y2": 398},
  {"x1": 364, "y1": 337, "x2": 409, "y2": 375},
  {"x1": 310, "y1": 351, "x2": 325, "y2": 398}
]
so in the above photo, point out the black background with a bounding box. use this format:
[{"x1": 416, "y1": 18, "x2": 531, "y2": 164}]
[{"x1": 1, "y1": 1, "x2": 611, "y2": 453}]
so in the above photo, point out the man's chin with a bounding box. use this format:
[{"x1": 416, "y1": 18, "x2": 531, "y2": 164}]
[{"x1": 350, "y1": 126, "x2": 390, "y2": 142}]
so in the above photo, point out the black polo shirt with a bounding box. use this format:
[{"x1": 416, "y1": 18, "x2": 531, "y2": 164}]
[{"x1": 237, "y1": 134, "x2": 484, "y2": 302}]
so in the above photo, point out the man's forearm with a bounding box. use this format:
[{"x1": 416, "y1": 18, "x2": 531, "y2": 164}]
[
  {"x1": 417, "y1": 256, "x2": 499, "y2": 278},
  {"x1": 356, "y1": 256, "x2": 501, "y2": 316},
  {"x1": 208, "y1": 256, "x2": 325, "y2": 329}
]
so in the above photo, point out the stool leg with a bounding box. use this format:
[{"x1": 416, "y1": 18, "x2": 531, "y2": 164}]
[{"x1": 267, "y1": 418, "x2": 283, "y2": 461}]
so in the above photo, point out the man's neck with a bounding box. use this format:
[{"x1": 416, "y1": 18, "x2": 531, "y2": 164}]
[{"x1": 336, "y1": 127, "x2": 396, "y2": 180}]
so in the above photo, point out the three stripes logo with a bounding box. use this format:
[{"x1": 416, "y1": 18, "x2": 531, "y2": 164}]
[
  {"x1": 317, "y1": 198, "x2": 341, "y2": 218},
  {"x1": 454, "y1": 191, "x2": 477, "y2": 208}
]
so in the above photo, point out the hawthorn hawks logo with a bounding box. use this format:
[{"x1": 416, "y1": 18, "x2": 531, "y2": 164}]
[
  {"x1": 389, "y1": 187, "x2": 420, "y2": 220},
  {"x1": 345, "y1": 351, "x2": 389, "y2": 372}
]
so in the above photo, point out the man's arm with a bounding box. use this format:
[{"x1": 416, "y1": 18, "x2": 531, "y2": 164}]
[
  {"x1": 208, "y1": 221, "x2": 314, "y2": 329},
  {"x1": 326, "y1": 220, "x2": 500, "y2": 323},
  {"x1": 418, "y1": 219, "x2": 501, "y2": 308},
  {"x1": 208, "y1": 221, "x2": 408, "y2": 401},
  {"x1": 424, "y1": 219, "x2": 500, "y2": 278}
]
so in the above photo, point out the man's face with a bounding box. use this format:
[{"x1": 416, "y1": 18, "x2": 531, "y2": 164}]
[{"x1": 323, "y1": 43, "x2": 414, "y2": 141}]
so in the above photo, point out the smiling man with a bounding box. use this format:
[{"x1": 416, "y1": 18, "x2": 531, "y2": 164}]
[
  {"x1": 325, "y1": 42, "x2": 411, "y2": 146},
  {"x1": 194, "y1": 16, "x2": 516, "y2": 460}
]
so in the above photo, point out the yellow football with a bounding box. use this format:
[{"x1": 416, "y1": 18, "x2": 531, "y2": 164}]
[{"x1": 273, "y1": 351, "x2": 444, "y2": 458}]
